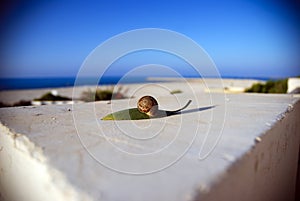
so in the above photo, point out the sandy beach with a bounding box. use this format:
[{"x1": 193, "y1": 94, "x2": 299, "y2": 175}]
[{"x1": 0, "y1": 78, "x2": 263, "y2": 105}]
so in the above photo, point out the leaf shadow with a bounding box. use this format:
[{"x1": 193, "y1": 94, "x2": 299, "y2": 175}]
[
  {"x1": 154, "y1": 105, "x2": 216, "y2": 118},
  {"x1": 178, "y1": 105, "x2": 216, "y2": 115}
]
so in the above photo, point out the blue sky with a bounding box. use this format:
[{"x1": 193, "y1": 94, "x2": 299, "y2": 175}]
[{"x1": 0, "y1": 0, "x2": 299, "y2": 78}]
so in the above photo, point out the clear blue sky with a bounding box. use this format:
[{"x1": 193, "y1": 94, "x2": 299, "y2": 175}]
[{"x1": 0, "y1": 0, "x2": 299, "y2": 78}]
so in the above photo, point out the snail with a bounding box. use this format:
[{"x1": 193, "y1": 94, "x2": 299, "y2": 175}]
[
  {"x1": 137, "y1": 96, "x2": 159, "y2": 117},
  {"x1": 102, "y1": 96, "x2": 192, "y2": 120},
  {"x1": 137, "y1": 95, "x2": 192, "y2": 117}
]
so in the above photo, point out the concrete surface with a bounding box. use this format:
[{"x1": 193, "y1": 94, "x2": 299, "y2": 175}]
[{"x1": 0, "y1": 89, "x2": 299, "y2": 201}]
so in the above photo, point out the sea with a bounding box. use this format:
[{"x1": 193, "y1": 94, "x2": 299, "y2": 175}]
[{"x1": 0, "y1": 76, "x2": 272, "y2": 90}]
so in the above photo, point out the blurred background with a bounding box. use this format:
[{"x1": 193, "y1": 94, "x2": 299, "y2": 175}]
[{"x1": 0, "y1": 0, "x2": 299, "y2": 89}]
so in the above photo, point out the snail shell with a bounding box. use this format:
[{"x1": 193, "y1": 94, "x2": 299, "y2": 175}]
[{"x1": 137, "y1": 96, "x2": 158, "y2": 117}]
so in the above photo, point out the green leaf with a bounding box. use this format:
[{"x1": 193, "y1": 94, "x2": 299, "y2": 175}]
[
  {"x1": 101, "y1": 108, "x2": 150, "y2": 120},
  {"x1": 101, "y1": 100, "x2": 192, "y2": 121}
]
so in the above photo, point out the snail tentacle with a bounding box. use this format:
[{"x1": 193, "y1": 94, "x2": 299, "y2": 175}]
[{"x1": 166, "y1": 100, "x2": 192, "y2": 115}]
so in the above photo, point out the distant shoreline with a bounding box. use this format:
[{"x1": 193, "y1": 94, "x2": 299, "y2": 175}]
[
  {"x1": 0, "y1": 76, "x2": 280, "y2": 91},
  {"x1": 0, "y1": 77, "x2": 265, "y2": 106}
]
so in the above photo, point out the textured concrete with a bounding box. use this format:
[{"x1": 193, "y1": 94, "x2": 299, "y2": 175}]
[
  {"x1": 197, "y1": 97, "x2": 300, "y2": 201},
  {"x1": 0, "y1": 91, "x2": 299, "y2": 201}
]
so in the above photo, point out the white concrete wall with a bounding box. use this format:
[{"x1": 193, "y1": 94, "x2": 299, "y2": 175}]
[
  {"x1": 197, "y1": 100, "x2": 300, "y2": 201},
  {"x1": 0, "y1": 93, "x2": 299, "y2": 201},
  {"x1": 0, "y1": 124, "x2": 91, "y2": 201}
]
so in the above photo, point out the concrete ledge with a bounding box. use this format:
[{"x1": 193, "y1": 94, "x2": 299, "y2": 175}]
[
  {"x1": 0, "y1": 93, "x2": 299, "y2": 201},
  {"x1": 0, "y1": 124, "x2": 91, "y2": 201},
  {"x1": 197, "y1": 98, "x2": 300, "y2": 201}
]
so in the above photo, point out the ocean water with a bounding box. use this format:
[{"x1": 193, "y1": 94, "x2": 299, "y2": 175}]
[
  {"x1": 0, "y1": 76, "x2": 271, "y2": 90},
  {"x1": 0, "y1": 77, "x2": 150, "y2": 90}
]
